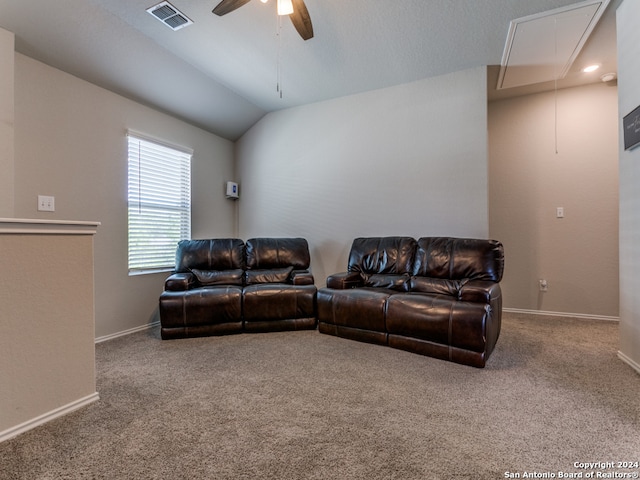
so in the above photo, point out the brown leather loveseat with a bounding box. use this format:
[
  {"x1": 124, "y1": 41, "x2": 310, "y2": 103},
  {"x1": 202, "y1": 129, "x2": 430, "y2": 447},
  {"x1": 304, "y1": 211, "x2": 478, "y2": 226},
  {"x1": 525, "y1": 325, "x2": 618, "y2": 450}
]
[
  {"x1": 317, "y1": 237, "x2": 504, "y2": 367},
  {"x1": 159, "y1": 237, "x2": 317, "y2": 339}
]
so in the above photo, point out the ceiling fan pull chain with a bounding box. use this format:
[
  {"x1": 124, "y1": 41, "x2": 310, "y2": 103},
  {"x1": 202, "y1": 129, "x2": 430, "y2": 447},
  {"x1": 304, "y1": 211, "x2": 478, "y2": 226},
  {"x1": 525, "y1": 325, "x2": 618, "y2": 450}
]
[
  {"x1": 554, "y1": 16, "x2": 559, "y2": 155},
  {"x1": 277, "y1": 13, "x2": 284, "y2": 99}
]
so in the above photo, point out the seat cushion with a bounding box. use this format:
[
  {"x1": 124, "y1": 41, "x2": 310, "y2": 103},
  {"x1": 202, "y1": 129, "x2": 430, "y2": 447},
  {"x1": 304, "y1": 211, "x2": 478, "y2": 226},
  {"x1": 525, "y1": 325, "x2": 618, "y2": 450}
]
[
  {"x1": 159, "y1": 286, "x2": 243, "y2": 328},
  {"x1": 317, "y1": 287, "x2": 393, "y2": 333},
  {"x1": 386, "y1": 293, "x2": 490, "y2": 353},
  {"x1": 243, "y1": 284, "x2": 316, "y2": 322},
  {"x1": 386, "y1": 294, "x2": 452, "y2": 345}
]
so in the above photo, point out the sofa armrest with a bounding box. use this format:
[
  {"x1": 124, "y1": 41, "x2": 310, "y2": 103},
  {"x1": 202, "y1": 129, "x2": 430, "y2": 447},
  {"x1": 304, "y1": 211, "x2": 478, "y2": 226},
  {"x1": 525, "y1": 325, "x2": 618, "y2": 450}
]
[
  {"x1": 459, "y1": 280, "x2": 501, "y2": 303},
  {"x1": 326, "y1": 271, "x2": 363, "y2": 289},
  {"x1": 164, "y1": 272, "x2": 196, "y2": 291},
  {"x1": 291, "y1": 270, "x2": 315, "y2": 285}
]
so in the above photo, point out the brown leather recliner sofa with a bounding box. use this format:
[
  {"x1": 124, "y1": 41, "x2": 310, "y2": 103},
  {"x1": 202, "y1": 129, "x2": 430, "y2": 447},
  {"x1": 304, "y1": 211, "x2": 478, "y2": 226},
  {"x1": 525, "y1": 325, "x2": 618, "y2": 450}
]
[
  {"x1": 159, "y1": 237, "x2": 317, "y2": 339},
  {"x1": 317, "y1": 236, "x2": 504, "y2": 368}
]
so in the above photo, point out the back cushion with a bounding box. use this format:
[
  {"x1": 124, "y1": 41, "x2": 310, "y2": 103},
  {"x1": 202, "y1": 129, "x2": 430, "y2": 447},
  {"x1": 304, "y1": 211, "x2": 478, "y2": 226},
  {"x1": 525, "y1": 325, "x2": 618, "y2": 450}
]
[
  {"x1": 348, "y1": 237, "x2": 417, "y2": 275},
  {"x1": 245, "y1": 266, "x2": 294, "y2": 285},
  {"x1": 175, "y1": 238, "x2": 245, "y2": 273},
  {"x1": 364, "y1": 273, "x2": 411, "y2": 292},
  {"x1": 191, "y1": 268, "x2": 244, "y2": 286},
  {"x1": 245, "y1": 238, "x2": 310, "y2": 270},
  {"x1": 409, "y1": 277, "x2": 465, "y2": 296},
  {"x1": 413, "y1": 237, "x2": 504, "y2": 282}
]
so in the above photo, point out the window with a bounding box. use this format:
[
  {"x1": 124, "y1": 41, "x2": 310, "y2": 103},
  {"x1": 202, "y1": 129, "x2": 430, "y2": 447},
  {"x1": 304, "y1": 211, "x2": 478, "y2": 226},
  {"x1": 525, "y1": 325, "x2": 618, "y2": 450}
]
[{"x1": 127, "y1": 133, "x2": 191, "y2": 274}]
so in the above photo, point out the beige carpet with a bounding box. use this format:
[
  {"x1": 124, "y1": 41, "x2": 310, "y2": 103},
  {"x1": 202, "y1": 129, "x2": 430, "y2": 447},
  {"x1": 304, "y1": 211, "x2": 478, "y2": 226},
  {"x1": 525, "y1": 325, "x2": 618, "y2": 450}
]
[{"x1": 1, "y1": 312, "x2": 639, "y2": 479}]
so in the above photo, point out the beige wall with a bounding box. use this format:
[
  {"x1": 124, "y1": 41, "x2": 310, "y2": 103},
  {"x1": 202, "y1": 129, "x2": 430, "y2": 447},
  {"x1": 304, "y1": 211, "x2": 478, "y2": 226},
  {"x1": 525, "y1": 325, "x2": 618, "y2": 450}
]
[
  {"x1": 0, "y1": 225, "x2": 98, "y2": 437},
  {"x1": 236, "y1": 67, "x2": 489, "y2": 284},
  {"x1": 489, "y1": 83, "x2": 619, "y2": 318},
  {"x1": 0, "y1": 27, "x2": 14, "y2": 217},
  {"x1": 13, "y1": 54, "x2": 237, "y2": 339},
  {"x1": 6, "y1": 40, "x2": 625, "y2": 335},
  {"x1": 617, "y1": 0, "x2": 640, "y2": 371}
]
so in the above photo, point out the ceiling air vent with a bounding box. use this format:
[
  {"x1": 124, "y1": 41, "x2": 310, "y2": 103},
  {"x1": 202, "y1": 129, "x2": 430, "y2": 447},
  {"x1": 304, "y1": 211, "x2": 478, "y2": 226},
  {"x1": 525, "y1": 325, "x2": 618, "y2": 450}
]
[{"x1": 147, "y1": 1, "x2": 193, "y2": 31}]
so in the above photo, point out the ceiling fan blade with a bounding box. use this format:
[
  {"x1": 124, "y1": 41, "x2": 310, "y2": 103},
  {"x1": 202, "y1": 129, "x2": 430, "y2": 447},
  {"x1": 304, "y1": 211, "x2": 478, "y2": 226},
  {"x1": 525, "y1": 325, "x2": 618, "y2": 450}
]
[
  {"x1": 289, "y1": 0, "x2": 314, "y2": 40},
  {"x1": 212, "y1": 0, "x2": 252, "y2": 16}
]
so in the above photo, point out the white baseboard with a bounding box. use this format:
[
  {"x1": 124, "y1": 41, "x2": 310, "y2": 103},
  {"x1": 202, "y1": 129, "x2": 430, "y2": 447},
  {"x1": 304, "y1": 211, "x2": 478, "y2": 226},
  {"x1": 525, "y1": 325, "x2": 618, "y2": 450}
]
[
  {"x1": 503, "y1": 308, "x2": 619, "y2": 322},
  {"x1": 617, "y1": 351, "x2": 640, "y2": 375},
  {"x1": 0, "y1": 392, "x2": 99, "y2": 443},
  {"x1": 95, "y1": 321, "x2": 160, "y2": 344}
]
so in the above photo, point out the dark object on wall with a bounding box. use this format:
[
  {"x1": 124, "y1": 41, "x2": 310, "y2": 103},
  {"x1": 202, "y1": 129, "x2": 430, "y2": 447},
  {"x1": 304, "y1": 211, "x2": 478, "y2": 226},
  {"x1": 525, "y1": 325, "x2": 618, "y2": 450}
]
[{"x1": 623, "y1": 105, "x2": 640, "y2": 150}]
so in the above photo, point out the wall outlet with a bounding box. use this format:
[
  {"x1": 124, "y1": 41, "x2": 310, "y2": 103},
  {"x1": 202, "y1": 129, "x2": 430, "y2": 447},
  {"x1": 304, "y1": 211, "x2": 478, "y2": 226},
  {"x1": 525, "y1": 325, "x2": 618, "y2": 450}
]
[
  {"x1": 38, "y1": 195, "x2": 55, "y2": 212},
  {"x1": 539, "y1": 279, "x2": 548, "y2": 292}
]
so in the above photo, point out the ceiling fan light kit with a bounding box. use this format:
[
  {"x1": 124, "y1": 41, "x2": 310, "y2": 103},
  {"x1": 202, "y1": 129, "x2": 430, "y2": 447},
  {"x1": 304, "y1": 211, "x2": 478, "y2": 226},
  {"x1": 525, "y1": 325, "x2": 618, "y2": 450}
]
[
  {"x1": 212, "y1": 0, "x2": 313, "y2": 40},
  {"x1": 277, "y1": 0, "x2": 294, "y2": 16}
]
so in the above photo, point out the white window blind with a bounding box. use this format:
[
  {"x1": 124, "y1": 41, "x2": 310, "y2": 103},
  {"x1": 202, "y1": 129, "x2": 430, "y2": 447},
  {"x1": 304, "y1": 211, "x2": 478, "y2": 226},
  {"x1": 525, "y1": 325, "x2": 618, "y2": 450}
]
[{"x1": 127, "y1": 133, "x2": 191, "y2": 274}]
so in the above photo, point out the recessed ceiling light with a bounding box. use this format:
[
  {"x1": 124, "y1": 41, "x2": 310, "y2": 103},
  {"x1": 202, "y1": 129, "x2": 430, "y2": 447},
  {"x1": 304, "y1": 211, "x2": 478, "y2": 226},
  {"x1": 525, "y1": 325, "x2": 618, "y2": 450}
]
[
  {"x1": 601, "y1": 72, "x2": 617, "y2": 82},
  {"x1": 582, "y1": 64, "x2": 601, "y2": 73}
]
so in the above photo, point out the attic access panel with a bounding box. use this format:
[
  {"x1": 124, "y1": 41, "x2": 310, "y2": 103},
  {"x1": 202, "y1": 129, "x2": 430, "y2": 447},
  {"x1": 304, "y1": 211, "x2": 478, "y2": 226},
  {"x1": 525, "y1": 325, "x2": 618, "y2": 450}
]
[{"x1": 497, "y1": 0, "x2": 610, "y2": 90}]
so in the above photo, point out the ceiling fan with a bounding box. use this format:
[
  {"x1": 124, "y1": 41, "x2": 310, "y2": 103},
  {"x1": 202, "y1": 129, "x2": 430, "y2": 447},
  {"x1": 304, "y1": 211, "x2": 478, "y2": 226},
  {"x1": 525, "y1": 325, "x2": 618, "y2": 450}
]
[{"x1": 212, "y1": 0, "x2": 314, "y2": 40}]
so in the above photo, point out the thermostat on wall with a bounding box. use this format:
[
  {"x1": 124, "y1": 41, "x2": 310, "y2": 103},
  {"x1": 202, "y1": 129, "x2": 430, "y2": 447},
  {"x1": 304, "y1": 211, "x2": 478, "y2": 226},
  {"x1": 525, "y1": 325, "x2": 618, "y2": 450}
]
[{"x1": 226, "y1": 181, "x2": 239, "y2": 199}]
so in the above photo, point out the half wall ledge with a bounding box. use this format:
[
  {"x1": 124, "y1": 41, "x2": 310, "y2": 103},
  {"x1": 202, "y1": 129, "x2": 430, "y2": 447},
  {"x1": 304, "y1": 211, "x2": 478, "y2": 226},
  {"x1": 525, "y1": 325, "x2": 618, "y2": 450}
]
[
  {"x1": 0, "y1": 217, "x2": 100, "y2": 442},
  {"x1": 0, "y1": 218, "x2": 101, "y2": 235}
]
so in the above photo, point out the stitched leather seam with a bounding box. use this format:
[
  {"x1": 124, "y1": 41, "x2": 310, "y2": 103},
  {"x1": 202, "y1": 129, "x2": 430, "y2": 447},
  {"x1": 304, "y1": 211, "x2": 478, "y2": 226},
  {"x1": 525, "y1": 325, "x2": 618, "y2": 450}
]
[
  {"x1": 448, "y1": 238, "x2": 454, "y2": 280},
  {"x1": 181, "y1": 295, "x2": 187, "y2": 336},
  {"x1": 448, "y1": 302, "x2": 454, "y2": 361}
]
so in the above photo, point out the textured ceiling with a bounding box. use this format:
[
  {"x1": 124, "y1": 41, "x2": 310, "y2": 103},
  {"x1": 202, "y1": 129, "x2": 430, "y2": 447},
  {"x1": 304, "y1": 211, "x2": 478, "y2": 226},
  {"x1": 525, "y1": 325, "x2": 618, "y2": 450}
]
[{"x1": 0, "y1": 0, "x2": 620, "y2": 140}]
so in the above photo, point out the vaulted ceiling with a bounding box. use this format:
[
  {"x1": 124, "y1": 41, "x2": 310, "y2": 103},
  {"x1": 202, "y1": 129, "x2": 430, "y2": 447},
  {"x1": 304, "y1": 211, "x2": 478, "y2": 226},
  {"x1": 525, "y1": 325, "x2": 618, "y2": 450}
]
[{"x1": 0, "y1": 0, "x2": 620, "y2": 140}]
